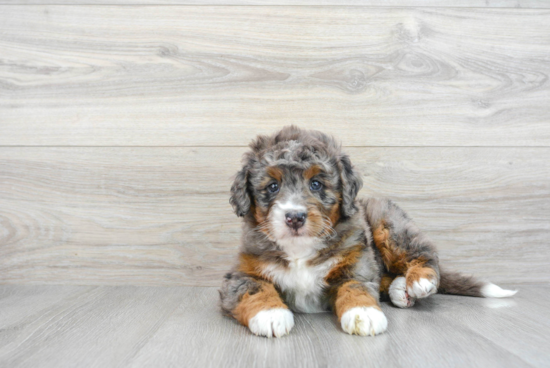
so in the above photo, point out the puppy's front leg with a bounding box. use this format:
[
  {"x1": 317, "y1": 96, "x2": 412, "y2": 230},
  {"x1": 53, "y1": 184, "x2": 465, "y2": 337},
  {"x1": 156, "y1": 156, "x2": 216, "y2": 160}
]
[
  {"x1": 332, "y1": 281, "x2": 388, "y2": 336},
  {"x1": 220, "y1": 272, "x2": 294, "y2": 338}
]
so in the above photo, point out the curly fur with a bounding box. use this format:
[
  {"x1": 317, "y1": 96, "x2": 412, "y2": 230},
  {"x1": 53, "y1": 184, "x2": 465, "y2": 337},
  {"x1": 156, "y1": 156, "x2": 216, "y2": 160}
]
[{"x1": 220, "y1": 126, "x2": 517, "y2": 337}]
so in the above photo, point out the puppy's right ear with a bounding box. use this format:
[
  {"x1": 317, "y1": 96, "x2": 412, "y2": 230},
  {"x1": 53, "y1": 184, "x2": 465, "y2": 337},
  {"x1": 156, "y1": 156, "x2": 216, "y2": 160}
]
[
  {"x1": 229, "y1": 163, "x2": 251, "y2": 217},
  {"x1": 338, "y1": 153, "x2": 363, "y2": 218}
]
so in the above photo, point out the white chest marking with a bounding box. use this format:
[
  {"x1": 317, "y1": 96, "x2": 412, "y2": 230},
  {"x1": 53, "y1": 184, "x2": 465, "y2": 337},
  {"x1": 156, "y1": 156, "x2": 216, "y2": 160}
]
[{"x1": 261, "y1": 249, "x2": 337, "y2": 313}]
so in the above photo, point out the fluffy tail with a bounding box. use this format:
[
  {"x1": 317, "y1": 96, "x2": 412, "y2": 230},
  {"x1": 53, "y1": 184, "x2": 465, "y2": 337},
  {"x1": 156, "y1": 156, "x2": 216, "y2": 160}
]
[{"x1": 438, "y1": 268, "x2": 518, "y2": 298}]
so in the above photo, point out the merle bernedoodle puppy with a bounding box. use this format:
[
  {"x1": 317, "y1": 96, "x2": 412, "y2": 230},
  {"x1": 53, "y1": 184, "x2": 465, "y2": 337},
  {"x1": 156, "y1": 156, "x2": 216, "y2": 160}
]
[{"x1": 219, "y1": 126, "x2": 516, "y2": 338}]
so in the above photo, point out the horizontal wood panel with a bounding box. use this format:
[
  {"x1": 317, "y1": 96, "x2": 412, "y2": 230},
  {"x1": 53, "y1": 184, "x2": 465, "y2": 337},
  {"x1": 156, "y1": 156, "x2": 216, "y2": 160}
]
[
  {"x1": 1, "y1": 7, "x2": 550, "y2": 146},
  {"x1": 1, "y1": 1, "x2": 549, "y2": 7},
  {"x1": 1, "y1": 147, "x2": 548, "y2": 286}
]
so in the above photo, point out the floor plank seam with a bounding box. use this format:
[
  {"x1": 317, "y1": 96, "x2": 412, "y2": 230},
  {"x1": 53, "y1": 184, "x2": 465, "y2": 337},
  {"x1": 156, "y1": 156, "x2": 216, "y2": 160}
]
[
  {"x1": 456, "y1": 323, "x2": 538, "y2": 368},
  {"x1": 0, "y1": 286, "x2": 101, "y2": 362},
  {"x1": 120, "y1": 291, "x2": 186, "y2": 367}
]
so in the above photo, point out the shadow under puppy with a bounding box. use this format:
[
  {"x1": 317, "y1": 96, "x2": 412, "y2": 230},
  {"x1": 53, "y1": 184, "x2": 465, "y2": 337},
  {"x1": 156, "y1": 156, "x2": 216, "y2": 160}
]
[{"x1": 220, "y1": 126, "x2": 516, "y2": 338}]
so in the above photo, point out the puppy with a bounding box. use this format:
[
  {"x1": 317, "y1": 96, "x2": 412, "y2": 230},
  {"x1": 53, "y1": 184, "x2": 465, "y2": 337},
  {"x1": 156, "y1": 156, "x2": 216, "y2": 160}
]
[{"x1": 219, "y1": 126, "x2": 516, "y2": 338}]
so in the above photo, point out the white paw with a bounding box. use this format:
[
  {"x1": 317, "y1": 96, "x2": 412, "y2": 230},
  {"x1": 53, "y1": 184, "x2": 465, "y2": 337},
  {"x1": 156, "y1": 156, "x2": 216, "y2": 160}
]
[
  {"x1": 407, "y1": 277, "x2": 437, "y2": 299},
  {"x1": 340, "y1": 307, "x2": 388, "y2": 336},
  {"x1": 248, "y1": 308, "x2": 294, "y2": 338},
  {"x1": 389, "y1": 276, "x2": 415, "y2": 308}
]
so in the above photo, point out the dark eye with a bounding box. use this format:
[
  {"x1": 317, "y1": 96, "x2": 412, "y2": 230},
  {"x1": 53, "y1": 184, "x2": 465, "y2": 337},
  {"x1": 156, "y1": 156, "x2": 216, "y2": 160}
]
[
  {"x1": 267, "y1": 182, "x2": 279, "y2": 193},
  {"x1": 310, "y1": 180, "x2": 323, "y2": 191}
]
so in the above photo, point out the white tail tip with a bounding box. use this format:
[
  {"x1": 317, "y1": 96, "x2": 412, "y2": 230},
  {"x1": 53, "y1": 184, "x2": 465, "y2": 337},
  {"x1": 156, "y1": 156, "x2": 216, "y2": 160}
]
[{"x1": 481, "y1": 283, "x2": 518, "y2": 298}]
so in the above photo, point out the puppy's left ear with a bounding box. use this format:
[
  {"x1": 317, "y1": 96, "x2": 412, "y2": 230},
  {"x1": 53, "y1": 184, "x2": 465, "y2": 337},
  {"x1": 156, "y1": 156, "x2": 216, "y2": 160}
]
[
  {"x1": 338, "y1": 153, "x2": 363, "y2": 218},
  {"x1": 229, "y1": 160, "x2": 252, "y2": 217}
]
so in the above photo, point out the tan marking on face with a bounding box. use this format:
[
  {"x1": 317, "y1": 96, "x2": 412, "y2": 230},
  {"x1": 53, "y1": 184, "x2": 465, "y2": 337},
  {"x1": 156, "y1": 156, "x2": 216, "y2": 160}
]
[
  {"x1": 254, "y1": 199, "x2": 277, "y2": 237},
  {"x1": 304, "y1": 165, "x2": 341, "y2": 226},
  {"x1": 266, "y1": 166, "x2": 284, "y2": 182},
  {"x1": 305, "y1": 193, "x2": 341, "y2": 237},
  {"x1": 328, "y1": 194, "x2": 341, "y2": 226},
  {"x1": 334, "y1": 281, "x2": 380, "y2": 321},
  {"x1": 254, "y1": 202, "x2": 267, "y2": 228},
  {"x1": 255, "y1": 168, "x2": 281, "y2": 230},
  {"x1": 233, "y1": 281, "x2": 287, "y2": 327},
  {"x1": 324, "y1": 245, "x2": 363, "y2": 283},
  {"x1": 303, "y1": 165, "x2": 322, "y2": 180},
  {"x1": 305, "y1": 206, "x2": 325, "y2": 237}
]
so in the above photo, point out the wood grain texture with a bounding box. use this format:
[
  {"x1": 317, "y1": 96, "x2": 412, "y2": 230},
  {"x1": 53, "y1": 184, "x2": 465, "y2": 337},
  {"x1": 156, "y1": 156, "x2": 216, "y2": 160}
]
[
  {"x1": 1, "y1": 6, "x2": 550, "y2": 146},
  {"x1": 0, "y1": 285, "x2": 548, "y2": 368},
  {"x1": 0, "y1": 285, "x2": 188, "y2": 368},
  {"x1": 1, "y1": 1, "x2": 550, "y2": 7},
  {"x1": 1, "y1": 146, "x2": 548, "y2": 286}
]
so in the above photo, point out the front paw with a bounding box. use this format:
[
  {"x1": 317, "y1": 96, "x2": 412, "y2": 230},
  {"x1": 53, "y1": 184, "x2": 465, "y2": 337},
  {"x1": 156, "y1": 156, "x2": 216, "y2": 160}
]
[
  {"x1": 248, "y1": 308, "x2": 294, "y2": 338},
  {"x1": 407, "y1": 277, "x2": 437, "y2": 299},
  {"x1": 340, "y1": 307, "x2": 388, "y2": 336},
  {"x1": 389, "y1": 276, "x2": 415, "y2": 308}
]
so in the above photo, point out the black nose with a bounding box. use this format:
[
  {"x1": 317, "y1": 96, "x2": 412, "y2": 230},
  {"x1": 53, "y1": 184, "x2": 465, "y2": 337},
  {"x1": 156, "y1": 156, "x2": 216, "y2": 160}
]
[{"x1": 285, "y1": 212, "x2": 307, "y2": 230}]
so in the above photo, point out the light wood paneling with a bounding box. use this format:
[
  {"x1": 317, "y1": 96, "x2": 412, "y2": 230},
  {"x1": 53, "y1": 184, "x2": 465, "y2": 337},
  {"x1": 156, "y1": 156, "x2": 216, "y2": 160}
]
[
  {"x1": 1, "y1": 147, "x2": 548, "y2": 286},
  {"x1": 1, "y1": 4, "x2": 548, "y2": 289},
  {"x1": 1, "y1": 6, "x2": 550, "y2": 146},
  {"x1": 0, "y1": 285, "x2": 548, "y2": 368},
  {"x1": 1, "y1": 1, "x2": 550, "y2": 7}
]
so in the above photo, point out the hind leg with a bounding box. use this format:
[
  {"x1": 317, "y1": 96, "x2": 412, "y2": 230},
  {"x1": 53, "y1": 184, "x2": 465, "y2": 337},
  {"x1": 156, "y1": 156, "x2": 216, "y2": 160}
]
[
  {"x1": 387, "y1": 271, "x2": 438, "y2": 307},
  {"x1": 363, "y1": 198, "x2": 440, "y2": 303},
  {"x1": 380, "y1": 273, "x2": 415, "y2": 308},
  {"x1": 405, "y1": 261, "x2": 438, "y2": 299},
  {"x1": 384, "y1": 271, "x2": 436, "y2": 308},
  {"x1": 388, "y1": 276, "x2": 416, "y2": 308}
]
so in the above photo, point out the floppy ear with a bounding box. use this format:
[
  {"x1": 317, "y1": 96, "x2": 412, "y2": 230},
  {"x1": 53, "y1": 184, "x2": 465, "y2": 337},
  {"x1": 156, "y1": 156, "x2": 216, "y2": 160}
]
[
  {"x1": 338, "y1": 153, "x2": 363, "y2": 218},
  {"x1": 230, "y1": 136, "x2": 266, "y2": 217},
  {"x1": 229, "y1": 164, "x2": 251, "y2": 217}
]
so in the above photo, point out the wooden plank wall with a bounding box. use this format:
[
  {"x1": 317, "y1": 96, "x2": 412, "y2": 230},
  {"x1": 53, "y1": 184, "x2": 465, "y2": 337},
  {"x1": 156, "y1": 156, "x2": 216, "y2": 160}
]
[{"x1": 1, "y1": 3, "x2": 549, "y2": 286}]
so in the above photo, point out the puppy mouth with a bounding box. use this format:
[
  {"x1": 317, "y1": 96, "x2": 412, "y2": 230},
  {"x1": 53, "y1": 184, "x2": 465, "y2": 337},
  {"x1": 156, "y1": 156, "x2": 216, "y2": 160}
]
[
  {"x1": 288, "y1": 228, "x2": 306, "y2": 237},
  {"x1": 269, "y1": 217, "x2": 311, "y2": 240}
]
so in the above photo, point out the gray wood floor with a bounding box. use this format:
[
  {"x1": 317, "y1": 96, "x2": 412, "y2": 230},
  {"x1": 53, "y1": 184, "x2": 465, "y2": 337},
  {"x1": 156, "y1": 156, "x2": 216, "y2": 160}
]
[{"x1": 0, "y1": 284, "x2": 548, "y2": 368}]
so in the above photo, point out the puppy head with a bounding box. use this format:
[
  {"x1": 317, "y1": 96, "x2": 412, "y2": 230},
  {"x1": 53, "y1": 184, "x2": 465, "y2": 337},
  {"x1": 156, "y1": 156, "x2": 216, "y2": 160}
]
[{"x1": 230, "y1": 126, "x2": 362, "y2": 242}]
